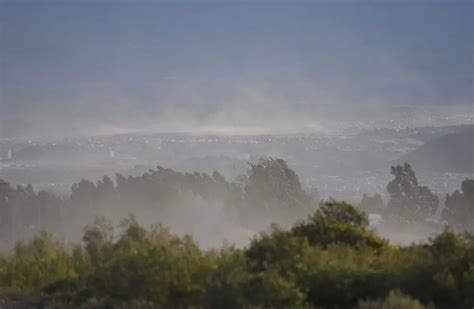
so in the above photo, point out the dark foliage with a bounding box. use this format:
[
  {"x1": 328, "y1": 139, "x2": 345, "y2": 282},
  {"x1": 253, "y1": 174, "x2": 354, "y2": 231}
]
[
  {"x1": 0, "y1": 160, "x2": 472, "y2": 308},
  {"x1": 443, "y1": 179, "x2": 474, "y2": 232},
  {"x1": 0, "y1": 204, "x2": 472, "y2": 308},
  {"x1": 386, "y1": 163, "x2": 439, "y2": 221}
]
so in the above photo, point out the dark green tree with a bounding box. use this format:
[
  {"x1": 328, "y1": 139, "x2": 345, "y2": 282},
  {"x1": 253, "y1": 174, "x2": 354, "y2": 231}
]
[
  {"x1": 292, "y1": 201, "x2": 387, "y2": 249},
  {"x1": 386, "y1": 163, "x2": 439, "y2": 221},
  {"x1": 442, "y1": 179, "x2": 474, "y2": 231},
  {"x1": 242, "y1": 157, "x2": 314, "y2": 226}
]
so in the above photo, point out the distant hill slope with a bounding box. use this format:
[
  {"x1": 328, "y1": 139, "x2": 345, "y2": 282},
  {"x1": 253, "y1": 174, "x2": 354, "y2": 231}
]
[{"x1": 397, "y1": 126, "x2": 473, "y2": 173}]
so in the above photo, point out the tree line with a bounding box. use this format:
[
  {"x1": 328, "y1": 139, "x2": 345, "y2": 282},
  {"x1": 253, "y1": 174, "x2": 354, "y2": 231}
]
[
  {"x1": 0, "y1": 158, "x2": 473, "y2": 307},
  {"x1": 0, "y1": 203, "x2": 472, "y2": 308},
  {"x1": 0, "y1": 158, "x2": 315, "y2": 246},
  {"x1": 359, "y1": 163, "x2": 473, "y2": 232},
  {"x1": 0, "y1": 159, "x2": 472, "y2": 247}
]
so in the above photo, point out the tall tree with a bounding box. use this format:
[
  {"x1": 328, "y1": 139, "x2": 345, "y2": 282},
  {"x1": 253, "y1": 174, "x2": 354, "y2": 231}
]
[
  {"x1": 242, "y1": 157, "x2": 313, "y2": 226},
  {"x1": 386, "y1": 163, "x2": 439, "y2": 221},
  {"x1": 442, "y1": 179, "x2": 474, "y2": 231}
]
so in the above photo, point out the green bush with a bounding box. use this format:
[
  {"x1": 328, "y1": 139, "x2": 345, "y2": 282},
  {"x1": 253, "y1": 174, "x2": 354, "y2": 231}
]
[
  {"x1": 357, "y1": 290, "x2": 425, "y2": 309},
  {"x1": 0, "y1": 202, "x2": 472, "y2": 308},
  {"x1": 292, "y1": 202, "x2": 388, "y2": 249}
]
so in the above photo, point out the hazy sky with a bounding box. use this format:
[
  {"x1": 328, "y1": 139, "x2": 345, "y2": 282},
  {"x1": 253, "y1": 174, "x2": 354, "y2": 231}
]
[{"x1": 1, "y1": 0, "x2": 473, "y2": 137}]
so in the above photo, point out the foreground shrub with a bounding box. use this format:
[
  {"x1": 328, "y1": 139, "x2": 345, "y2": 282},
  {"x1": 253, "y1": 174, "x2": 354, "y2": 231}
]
[
  {"x1": 0, "y1": 232, "x2": 76, "y2": 291},
  {"x1": 292, "y1": 202, "x2": 388, "y2": 249},
  {"x1": 0, "y1": 203, "x2": 472, "y2": 308},
  {"x1": 357, "y1": 290, "x2": 425, "y2": 309}
]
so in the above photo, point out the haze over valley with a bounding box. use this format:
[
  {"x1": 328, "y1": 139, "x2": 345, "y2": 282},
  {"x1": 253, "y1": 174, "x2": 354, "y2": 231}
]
[{"x1": 0, "y1": 1, "x2": 473, "y2": 307}]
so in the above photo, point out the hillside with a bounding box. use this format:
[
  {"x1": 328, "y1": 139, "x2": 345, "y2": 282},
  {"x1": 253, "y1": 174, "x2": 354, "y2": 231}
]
[{"x1": 398, "y1": 126, "x2": 474, "y2": 173}]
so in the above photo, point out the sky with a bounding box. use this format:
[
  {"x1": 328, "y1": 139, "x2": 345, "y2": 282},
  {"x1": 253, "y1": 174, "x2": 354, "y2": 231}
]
[{"x1": 0, "y1": 0, "x2": 473, "y2": 137}]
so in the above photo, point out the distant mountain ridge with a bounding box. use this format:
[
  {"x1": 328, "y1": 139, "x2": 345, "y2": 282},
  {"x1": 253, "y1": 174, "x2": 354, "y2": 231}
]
[{"x1": 397, "y1": 125, "x2": 474, "y2": 173}]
